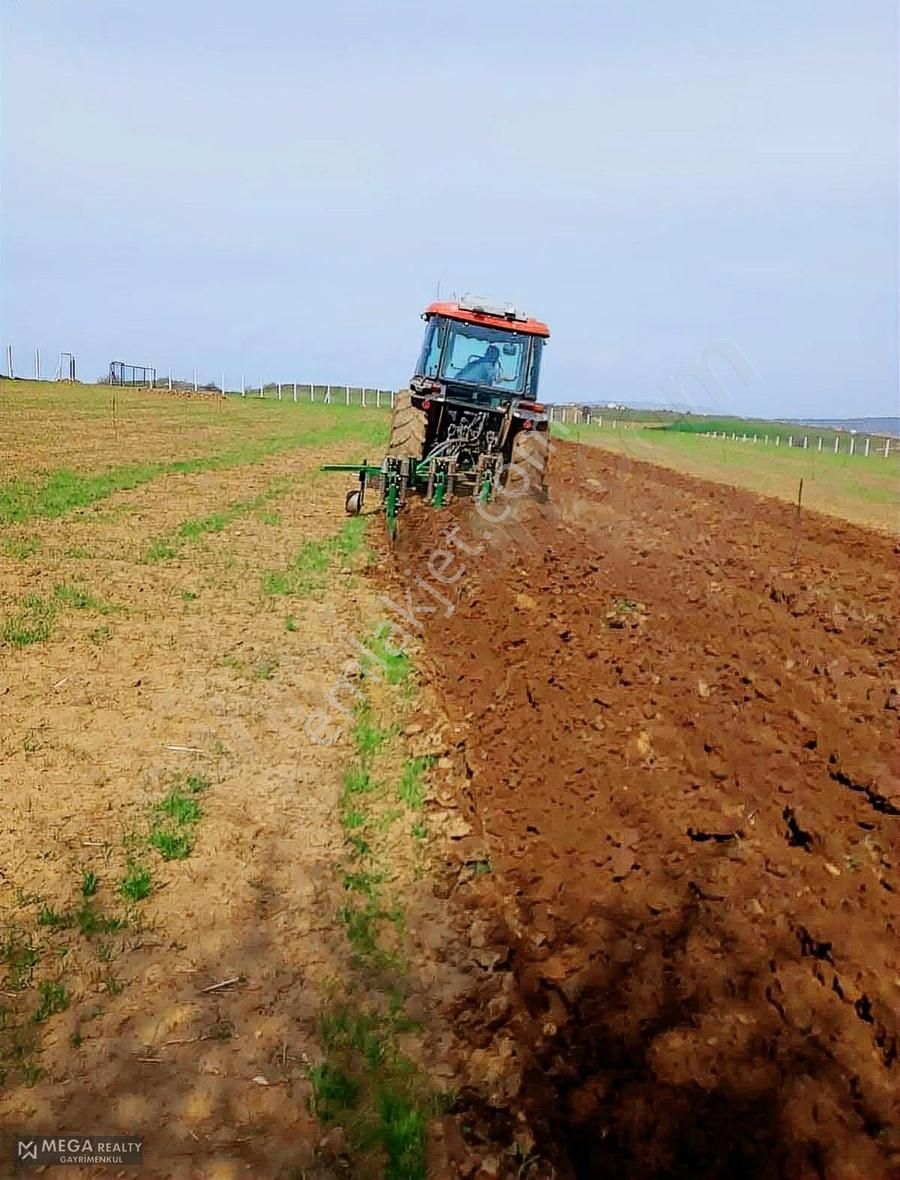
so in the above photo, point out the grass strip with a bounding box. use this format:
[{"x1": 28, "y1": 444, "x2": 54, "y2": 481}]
[{"x1": 0, "y1": 417, "x2": 385, "y2": 526}]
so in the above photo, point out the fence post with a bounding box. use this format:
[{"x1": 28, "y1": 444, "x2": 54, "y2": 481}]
[
  {"x1": 803, "y1": 436, "x2": 808, "y2": 449},
  {"x1": 310, "y1": 384, "x2": 315, "y2": 402},
  {"x1": 788, "y1": 436, "x2": 793, "y2": 447},
  {"x1": 775, "y1": 435, "x2": 780, "y2": 446},
  {"x1": 864, "y1": 437, "x2": 870, "y2": 457},
  {"x1": 362, "y1": 388, "x2": 367, "y2": 407},
  {"x1": 34, "y1": 348, "x2": 41, "y2": 380},
  {"x1": 6, "y1": 344, "x2": 13, "y2": 377},
  {"x1": 168, "y1": 369, "x2": 173, "y2": 392},
  {"x1": 345, "y1": 385, "x2": 350, "y2": 406},
  {"x1": 221, "y1": 371, "x2": 225, "y2": 397},
  {"x1": 886, "y1": 438, "x2": 891, "y2": 459},
  {"x1": 259, "y1": 377, "x2": 263, "y2": 398},
  {"x1": 193, "y1": 368, "x2": 198, "y2": 392},
  {"x1": 817, "y1": 436, "x2": 823, "y2": 452},
  {"x1": 849, "y1": 436, "x2": 855, "y2": 456},
  {"x1": 834, "y1": 435, "x2": 839, "y2": 454},
  {"x1": 376, "y1": 389, "x2": 381, "y2": 408},
  {"x1": 613, "y1": 418, "x2": 618, "y2": 430},
  {"x1": 293, "y1": 382, "x2": 297, "y2": 403},
  {"x1": 241, "y1": 373, "x2": 245, "y2": 397}
]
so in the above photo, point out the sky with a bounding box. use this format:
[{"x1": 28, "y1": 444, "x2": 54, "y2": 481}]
[{"x1": 1, "y1": 0, "x2": 898, "y2": 416}]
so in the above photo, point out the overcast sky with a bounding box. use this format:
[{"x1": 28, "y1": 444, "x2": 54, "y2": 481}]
[{"x1": 1, "y1": 0, "x2": 897, "y2": 415}]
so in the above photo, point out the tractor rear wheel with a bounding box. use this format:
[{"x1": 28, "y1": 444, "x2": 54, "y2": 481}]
[
  {"x1": 506, "y1": 428, "x2": 549, "y2": 500},
  {"x1": 387, "y1": 390, "x2": 426, "y2": 459}
]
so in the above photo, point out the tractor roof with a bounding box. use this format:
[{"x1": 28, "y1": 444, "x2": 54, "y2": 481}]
[{"x1": 424, "y1": 297, "x2": 550, "y2": 339}]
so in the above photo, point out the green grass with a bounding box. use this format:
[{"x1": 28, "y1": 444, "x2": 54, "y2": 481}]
[
  {"x1": 253, "y1": 656, "x2": 278, "y2": 680},
  {"x1": 157, "y1": 788, "x2": 202, "y2": 825},
  {"x1": 51, "y1": 582, "x2": 116, "y2": 613},
  {"x1": 148, "y1": 783, "x2": 204, "y2": 861},
  {"x1": 1, "y1": 928, "x2": 39, "y2": 991},
  {"x1": 34, "y1": 980, "x2": 69, "y2": 1024},
  {"x1": 36, "y1": 905, "x2": 71, "y2": 929},
  {"x1": 352, "y1": 710, "x2": 393, "y2": 758},
  {"x1": 1, "y1": 537, "x2": 42, "y2": 559},
  {"x1": 120, "y1": 863, "x2": 152, "y2": 901},
  {"x1": 149, "y1": 829, "x2": 194, "y2": 860},
  {"x1": 1, "y1": 595, "x2": 56, "y2": 647},
  {"x1": 75, "y1": 903, "x2": 123, "y2": 937},
  {"x1": 309, "y1": 1006, "x2": 431, "y2": 1179},
  {"x1": 361, "y1": 625, "x2": 412, "y2": 686},
  {"x1": 143, "y1": 477, "x2": 294, "y2": 563},
  {"x1": 81, "y1": 871, "x2": 99, "y2": 898},
  {"x1": 263, "y1": 516, "x2": 368, "y2": 598},
  {"x1": 398, "y1": 758, "x2": 430, "y2": 810},
  {"x1": 1, "y1": 583, "x2": 117, "y2": 649},
  {"x1": 0, "y1": 409, "x2": 387, "y2": 526}
]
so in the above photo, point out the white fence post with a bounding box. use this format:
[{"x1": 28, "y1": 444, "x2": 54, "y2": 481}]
[
  {"x1": 376, "y1": 389, "x2": 381, "y2": 408},
  {"x1": 834, "y1": 435, "x2": 839, "y2": 454},
  {"x1": 849, "y1": 436, "x2": 855, "y2": 456},
  {"x1": 259, "y1": 377, "x2": 263, "y2": 398},
  {"x1": 168, "y1": 369, "x2": 173, "y2": 392},
  {"x1": 293, "y1": 382, "x2": 297, "y2": 403},
  {"x1": 788, "y1": 435, "x2": 793, "y2": 447},
  {"x1": 362, "y1": 388, "x2": 367, "y2": 407},
  {"x1": 803, "y1": 436, "x2": 808, "y2": 449},
  {"x1": 5, "y1": 344, "x2": 12, "y2": 378},
  {"x1": 277, "y1": 382, "x2": 282, "y2": 400},
  {"x1": 193, "y1": 368, "x2": 198, "y2": 392},
  {"x1": 775, "y1": 435, "x2": 780, "y2": 446},
  {"x1": 885, "y1": 438, "x2": 891, "y2": 459},
  {"x1": 864, "y1": 437, "x2": 870, "y2": 457},
  {"x1": 390, "y1": 390, "x2": 396, "y2": 409},
  {"x1": 817, "y1": 436, "x2": 823, "y2": 452},
  {"x1": 345, "y1": 385, "x2": 350, "y2": 406},
  {"x1": 241, "y1": 373, "x2": 245, "y2": 397},
  {"x1": 34, "y1": 348, "x2": 41, "y2": 380},
  {"x1": 221, "y1": 371, "x2": 225, "y2": 396}
]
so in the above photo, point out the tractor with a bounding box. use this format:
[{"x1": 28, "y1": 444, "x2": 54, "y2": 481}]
[{"x1": 323, "y1": 295, "x2": 551, "y2": 537}]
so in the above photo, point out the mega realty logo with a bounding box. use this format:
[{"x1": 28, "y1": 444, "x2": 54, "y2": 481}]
[{"x1": 14, "y1": 1135, "x2": 143, "y2": 1166}]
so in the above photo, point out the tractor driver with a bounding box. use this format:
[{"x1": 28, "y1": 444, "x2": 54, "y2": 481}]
[{"x1": 455, "y1": 344, "x2": 501, "y2": 385}]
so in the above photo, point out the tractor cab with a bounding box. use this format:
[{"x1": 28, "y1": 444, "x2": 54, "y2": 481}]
[{"x1": 410, "y1": 295, "x2": 548, "y2": 409}]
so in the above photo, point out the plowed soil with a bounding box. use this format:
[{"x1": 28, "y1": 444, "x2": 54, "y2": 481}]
[{"x1": 392, "y1": 439, "x2": 899, "y2": 1179}]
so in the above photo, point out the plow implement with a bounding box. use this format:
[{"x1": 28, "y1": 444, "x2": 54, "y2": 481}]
[{"x1": 320, "y1": 453, "x2": 502, "y2": 540}]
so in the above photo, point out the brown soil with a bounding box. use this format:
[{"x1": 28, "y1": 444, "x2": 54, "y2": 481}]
[
  {"x1": 0, "y1": 446, "x2": 411, "y2": 1178},
  {"x1": 388, "y1": 439, "x2": 899, "y2": 1179}
]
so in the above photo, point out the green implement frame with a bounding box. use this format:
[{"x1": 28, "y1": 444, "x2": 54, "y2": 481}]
[{"x1": 321, "y1": 453, "x2": 501, "y2": 539}]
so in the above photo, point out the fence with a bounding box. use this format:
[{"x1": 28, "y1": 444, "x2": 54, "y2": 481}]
[{"x1": 699, "y1": 429, "x2": 895, "y2": 459}]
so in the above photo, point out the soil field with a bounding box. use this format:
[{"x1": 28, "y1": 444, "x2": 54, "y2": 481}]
[
  {"x1": 3, "y1": 382, "x2": 898, "y2": 1179},
  {"x1": 393, "y1": 439, "x2": 899, "y2": 1179}
]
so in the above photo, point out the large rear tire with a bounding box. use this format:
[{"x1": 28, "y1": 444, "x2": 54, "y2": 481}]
[
  {"x1": 387, "y1": 390, "x2": 426, "y2": 459},
  {"x1": 506, "y1": 428, "x2": 549, "y2": 500}
]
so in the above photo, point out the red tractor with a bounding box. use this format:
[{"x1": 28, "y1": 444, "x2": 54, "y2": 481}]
[{"x1": 324, "y1": 295, "x2": 551, "y2": 534}]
